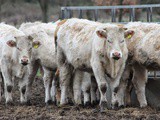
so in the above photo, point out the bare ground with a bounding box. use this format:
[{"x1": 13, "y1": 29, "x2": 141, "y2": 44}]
[{"x1": 0, "y1": 78, "x2": 160, "y2": 120}]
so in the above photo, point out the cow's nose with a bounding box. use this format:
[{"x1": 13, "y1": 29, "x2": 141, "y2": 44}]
[
  {"x1": 21, "y1": 57, "x2": 29, "y2": 66},
  {"x1": 112, "y1": 52, "x2": 121, "y2": 60}
]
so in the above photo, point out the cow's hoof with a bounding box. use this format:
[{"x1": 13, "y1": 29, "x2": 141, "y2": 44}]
[
  {"x1": 46, "y1": 100, "x2": 53, "y2": 106},
  {"x1": 126, "y1": 104, "x2": 131, "y2": 108},
  {"x1": 52, "y1": 100, "x2": 57, "y2": 106},
  {"x1": 84, "y1": 101, "x2": 91, "y2": 108},
  {"x1": 26, "y1": 100, "x2": 32, "y2": 106},
  {"x1": 119, "y1": 105, "x2": 125, "y2": 109},
  {"x1": 140, "y1": 103, "x2": 147, "y2": 109},
  {"x1": 6, "y1": 101, "x2": 14, "y2": 106},
  {"x1": 68, "y1": 99, "x2": 74, "y2": 106},
  {"x1": 100, "y1": 101, "x2": 108, "y2": 112},
  {"x1": 75, "y1": 103, "x2": 83, "y2": 108},
  {"x1": 92, "y1": 100, "x2": 99, "y2": 105},
  {"x1": 59, "y1": 103, "x2": 68, "y2": 107},
  {"x1": 112, "y1": 102, "x2": 119, "y2": 110},
  {"x1": 20, "y1": 100, "x2": 31, "y2": 106}
]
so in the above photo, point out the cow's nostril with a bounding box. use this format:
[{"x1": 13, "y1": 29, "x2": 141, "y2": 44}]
[
  {"x1": 112, "y1": 52, "x2": 121, "y2": 60},
  {"x1": 21, "y1": 59, "x2": 29, "y2": 66},
  {"x1": 113, "y1": 52, "x2": 120, "y2": 57}
]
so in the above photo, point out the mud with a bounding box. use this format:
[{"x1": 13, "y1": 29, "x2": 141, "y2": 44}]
[{"x1": 0, "y1": 77, "x2": 160, "y2": 120}]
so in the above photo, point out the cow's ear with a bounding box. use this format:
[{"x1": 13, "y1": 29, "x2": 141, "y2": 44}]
[
  {"x1": 124, "y1": 30, "x2": 134, "y2": 39},
  {"x1": 6, "y1": 40, "x2": 16, "y2": 47},
  {"x1": 33, "y1": 41, "x2": 41, "y2": 49},
  {"x1": 96, "y1": 29, "x2": 107, "y2": 39}
]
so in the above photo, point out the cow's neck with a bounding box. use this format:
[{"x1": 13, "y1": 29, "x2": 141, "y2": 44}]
[{"x1": 108, "y1": 59, "x2": 122, "y2": 79}]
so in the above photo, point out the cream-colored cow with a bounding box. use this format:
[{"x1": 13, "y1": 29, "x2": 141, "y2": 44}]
[{"x1": 56, "y1": 18, "x2": 129, "y2": 110}]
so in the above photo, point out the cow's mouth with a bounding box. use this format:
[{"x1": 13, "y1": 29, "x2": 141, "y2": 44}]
[
  {"x1": 112, "y1": 56, "x2": 120, "y2": 60},
  {"x1": 21, "y1": 62, "x2": 28, "y2": 66}
]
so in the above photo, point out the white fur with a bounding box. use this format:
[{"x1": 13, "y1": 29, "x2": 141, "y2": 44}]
[
  {"x1": 19, "y1": 21, "x2": 59, "y2": 104},
  {"x1": 57, "y1": 18, "x2": 128, "y2": 109},
  {"x1": 0, "y1": 23, "x2": 32, "y2": 104}
]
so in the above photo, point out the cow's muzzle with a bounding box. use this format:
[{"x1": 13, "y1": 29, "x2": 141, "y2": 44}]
[
  {"x1": 112, "y1": 52, "x2": 121, "y2": 60},
  {"x1": 21, "y1": 56, "x2": 29, "y2": 66}
]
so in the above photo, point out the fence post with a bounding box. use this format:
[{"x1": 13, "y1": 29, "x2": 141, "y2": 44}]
[
  {"x1": 129, "y1": 8, "x2": 135, "y2": 21},
  {"x1": 147, "y1": 7, "x2": 153, "y2": 22},
  {"x1": 94, "y1": 9, "x2": 98, "y2": 21},
  {"x1": 68, "y1": 9, "x2": 73, "y2": 18},
  {"x1": 111, "y1": 8, "x2": 116, "y2": 22},
  {"x1": 61, "y1": 9, "x2": 64, "y2": 19},
  {"x1": 79, "y1": 9, "x2": 83, "y2": 18},
  {"x1": 63, "y1": 8, "x2": 68, "y2": 19}
]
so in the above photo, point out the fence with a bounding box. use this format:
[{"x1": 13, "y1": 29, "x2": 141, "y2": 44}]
[
  {"x1": 61, "y1": 4, "x2": 160, "y2": 22},
  {"x1": 60, "y1": 4, "x2": 160, "y2": 78}
]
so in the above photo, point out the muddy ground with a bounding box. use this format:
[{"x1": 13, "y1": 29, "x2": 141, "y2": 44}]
[{"x1": 0, "y1": 78, "x2": 160, "y2": 120}]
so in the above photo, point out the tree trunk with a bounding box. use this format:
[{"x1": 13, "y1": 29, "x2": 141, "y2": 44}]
[
  {"x1": 0, "y1": 0, "x2": 4, "y2": 22},
  {"x1": 118, "y1": 0, "x2": 124, "y2": 22},
  {"x1": 38, "y1": 0, "x2": 49, "y2": 23}
]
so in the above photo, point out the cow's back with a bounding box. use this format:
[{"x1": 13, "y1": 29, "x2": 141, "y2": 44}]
[
  {"x1": 57, "y1": 18, "x2": 100, "y2": 69},
  {"x1": 134, "y1": 29, "x2": 160, "y2": 70},
  {"x1": 20, "y1": 22, "x2": 58, "y2": 69}
]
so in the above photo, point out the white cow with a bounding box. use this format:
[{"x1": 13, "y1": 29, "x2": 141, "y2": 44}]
[
  {"x1": 0, "y1": 23, "x2": 38, "y2": 104},
  {"x1": 56, "y1": 18, "x2": 129, "y2": 110},
  {"x1": 115, "y1": 22, "x2": 160, "y2": 108},
  {"x1": 19, "y1": 21, "x2": 59, "y2": 104}
]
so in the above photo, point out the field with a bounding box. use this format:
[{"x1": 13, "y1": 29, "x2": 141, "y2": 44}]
[{"x1": 0, "y1": 77, "x2": 159, "y2": 120}]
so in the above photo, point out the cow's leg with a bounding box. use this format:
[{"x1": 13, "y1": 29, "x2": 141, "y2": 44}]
[
  {"x1": 125, "y1": 82, "x2": 133, "y2": 107},
  {"x1": 1, "y1": 66, "x2": 13, "y2": 104},
  {"x1": 90, "y1": 76, "x2": 99, "y2": 106},
  {"x1": 52, "y1": 69, "x2": 60, "y2": 105},
  {"x1": 51, "y1": 74, "x2": 57, "y2": 105},
  {"x1": 43, "y1": 67, "x2": 53, "y2": 105},
  {"x1": 82, "y1": 73, "x2": 91, "y2": 107},
  {"x1": 57, "y1": 47, "x2": 72, "y2": 106},
  {"x1": 91, "y1": 61, "x2": 108, "y2": 111},
  {"x1": 115, "y1": 66, "x2": 132, "y2": 108},
  {"x1": 59, "y1": 64, "x2": 72, "y2": 106},
  {"x1": 26, "y1": 61, "x2": 39, "y2": 104},
  {"x1": 132, "y1": 63, "x2": 148, "y2": 108},
  {"x1": 73, "y1": 70, "x2": 83, "y2": 105},
  {"x1": 19, "y1": 74, "x2": 28, "y2": 104},
  {"x1": 0, "y1": 72, "x2": 3, "y2": 102}
]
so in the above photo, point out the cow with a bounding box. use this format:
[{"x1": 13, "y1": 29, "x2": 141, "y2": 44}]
[
  {"x1": 0, "y1": 23, "x2": 39, "y2": 104},
  {"x1": 19, "y1": 21, "x2": 60, "y2": 105},
  {"x1": 55, "y1": 18, "x2": 130, "y2": 111},
  {"x1": 114, "y1": 22, "x2": 160, "y2": 108},
  {"x1": 73, "y1": 70, "x2": 99, "y2": 107}
]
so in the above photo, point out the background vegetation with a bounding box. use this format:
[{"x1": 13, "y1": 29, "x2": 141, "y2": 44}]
[{"x1": 0, "y1": 0, "x2": 159, "y2": 26}]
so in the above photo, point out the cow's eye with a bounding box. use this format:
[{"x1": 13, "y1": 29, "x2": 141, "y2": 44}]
[
  {"x1": 28, "y1": 47, "x2": 32, "y2": 51},
  {"x1": 17, "y1": 47, "x2": 22, "y2": 51},
  {"x1": 107, "y1": 39, "x2": 112, "y2": 43},
  {"x1": 120, "y1": 40, "x2": 124, "y2": 43}
]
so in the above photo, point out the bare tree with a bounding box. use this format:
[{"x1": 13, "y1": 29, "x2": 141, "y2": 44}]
[
  {"x1": 118, "y1": 0, "x2": 124, "y2": 22},
  {"x1": 0, "y1": 0, "x2": 4, "y2": 22},
  {"x1": 38, "y1": 0, "x2": 49, "y2": 22}
]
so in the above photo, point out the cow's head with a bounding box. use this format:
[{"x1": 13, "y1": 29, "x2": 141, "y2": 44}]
[
  {"x1": 6, "y1": 35, "x2": 40, "y2": 66},
  {"x1": 96, "y1": 25, "x2": 134, "y2": 61}
]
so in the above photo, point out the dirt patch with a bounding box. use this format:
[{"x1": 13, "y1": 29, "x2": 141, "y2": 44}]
[{"x1": 0, "y1": 78, "x2": 160, "y2": 120}]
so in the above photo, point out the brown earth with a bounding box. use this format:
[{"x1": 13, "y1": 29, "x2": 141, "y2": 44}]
[{"x1": 0, "y1": 77, "x2": 160, "y2": 120}]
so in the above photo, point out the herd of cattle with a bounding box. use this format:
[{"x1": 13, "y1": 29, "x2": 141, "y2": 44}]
[{"x1": 0, "y1": 18, "x2": 160, "y2": 112}]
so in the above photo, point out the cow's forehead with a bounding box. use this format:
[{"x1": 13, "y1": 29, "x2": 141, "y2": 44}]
[
  {"x1": 16, "y1": 36, "x2": 31, "y2": 46},
  {"x1": 108, "y1": 30, "x2": 124, "y2": 41}
]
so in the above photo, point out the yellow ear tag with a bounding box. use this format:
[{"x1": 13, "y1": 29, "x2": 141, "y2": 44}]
[
  {"x1": 127, "y1": 34, "x2": 132, "y2": 39},
  {"x1": 34, "y1": 44, "x2": 39, "y2": 49}
]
